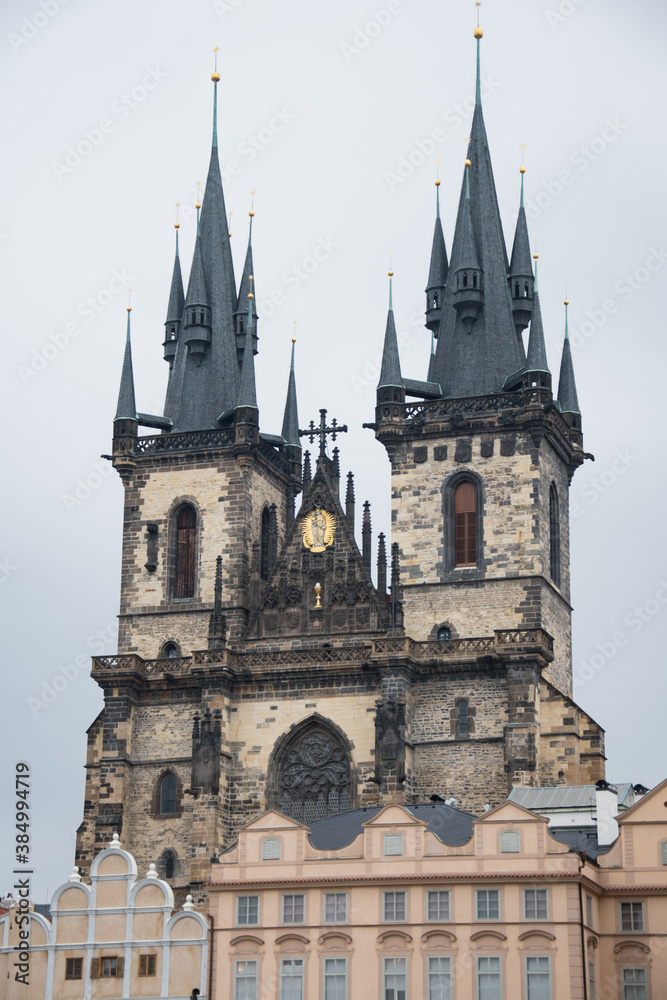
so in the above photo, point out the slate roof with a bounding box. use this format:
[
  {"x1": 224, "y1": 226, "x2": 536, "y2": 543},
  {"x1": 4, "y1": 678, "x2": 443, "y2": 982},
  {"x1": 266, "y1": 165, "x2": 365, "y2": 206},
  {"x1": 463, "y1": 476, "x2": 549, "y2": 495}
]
[
  {"x1": 114, "y1": 311, "x2": 136, "y2": 421},
  {"x1": 307, "y1": 802, "x2": 476, "y2": 851},
  {"x1": 281, "y1": 340, "x2": 300, "y2": 446},
  {"x1": 548, "y1": 827, "x2": 605, "y2": 860},
  {"x1": 557, "y1": 330, "x2": 581, "y2": 414},
  {"x1": 377, "y1": 306, "x2": 403, "y2": 390},
  {"x1": 426, "y1": 214, "x2": 448, "y2": 293},
  {"x1": 525, "y1": 284, "x2": 550, "y2": 374},
  {"x1": 165, "y1": 234, "x2": 184, "y2": 325}
]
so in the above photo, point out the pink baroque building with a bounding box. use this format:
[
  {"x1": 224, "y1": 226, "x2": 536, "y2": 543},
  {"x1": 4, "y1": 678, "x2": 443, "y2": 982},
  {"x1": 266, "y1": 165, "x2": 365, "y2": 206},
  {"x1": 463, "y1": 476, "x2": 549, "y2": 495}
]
[
  {"x1": 0, "y1": 835, "x2": 208, "y2": 1000},
  {"x1": 206, "y1": 779, "x2": 667, "y2": 1000}
]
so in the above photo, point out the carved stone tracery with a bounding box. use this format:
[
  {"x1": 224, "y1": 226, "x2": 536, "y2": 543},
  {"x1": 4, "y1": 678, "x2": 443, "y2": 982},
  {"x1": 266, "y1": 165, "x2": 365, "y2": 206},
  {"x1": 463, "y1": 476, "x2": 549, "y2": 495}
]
[{"x1": 279, "y1": 730, "x2": 351, "y2": 822}]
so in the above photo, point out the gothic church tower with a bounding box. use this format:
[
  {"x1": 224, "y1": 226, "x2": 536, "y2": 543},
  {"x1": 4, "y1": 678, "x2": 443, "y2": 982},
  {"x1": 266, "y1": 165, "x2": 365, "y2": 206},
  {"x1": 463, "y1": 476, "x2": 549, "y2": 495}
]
[{"x1": 76, "y1": 37, "x2": 604, "y2": 905}]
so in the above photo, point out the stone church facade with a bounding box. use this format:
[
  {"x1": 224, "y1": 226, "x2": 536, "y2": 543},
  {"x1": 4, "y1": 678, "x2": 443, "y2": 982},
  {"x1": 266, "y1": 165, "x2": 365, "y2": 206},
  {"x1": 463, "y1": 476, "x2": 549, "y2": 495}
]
[{"x1": 76, "y1": 33, "x2": 605, "y2": 905}]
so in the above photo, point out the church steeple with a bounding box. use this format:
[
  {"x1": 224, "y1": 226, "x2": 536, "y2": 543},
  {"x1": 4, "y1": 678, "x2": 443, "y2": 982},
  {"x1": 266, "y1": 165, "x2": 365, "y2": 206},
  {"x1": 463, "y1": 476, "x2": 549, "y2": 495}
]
[
  {"x1": 163, "y1": 64, "x2": 239, "y2": 431},
  {"x1": 115, "y1": 306, "x2": 137, "y2": 422},
  {"x1": 433, "y1": 26, "x2": 525, "y2": 398},
  {"x1": 451, "y1": 161, "x2": 484, "y2": 333},
  {"x1": 523, "y1": 255, "x2": 550, "y2": 388},
  {"x1": 236, "y1": 278, "x2": 258, "y2": 410},
  {"x1": 425, "y1": 171, "x2": 448, "y2": 333},
  {"x1": 234, "y1": 201, "x2": 258, "y2": 362},
  {"x1": 558, "y1": 299, "x2": 581, "y2": 417},
  {"x1": 281, "y1": 337, "x2": 299, "y2": 446},
  {"x1": 163, "y1": 218, "x2": 185, "y2": 371},
  {"x1": 182, "y1": 233, "x2": 211, "y2": 366},
  {"x1": 508, "y1": 165, "x2": 535, "y2": 338},
  {"x1": 376, "y1": 270, "x2": 405, "y2": 404}
]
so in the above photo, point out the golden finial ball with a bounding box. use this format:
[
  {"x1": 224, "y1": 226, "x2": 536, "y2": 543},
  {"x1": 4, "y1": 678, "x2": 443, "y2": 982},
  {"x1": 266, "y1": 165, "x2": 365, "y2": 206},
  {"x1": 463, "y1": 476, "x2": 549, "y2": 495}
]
[
  {"x1": 520, "y1": 165, "x2": 526, "y2": 174},
  {"x1": 248, "y1": 292, "x2": 254, "y2": 300},
  {"x1": 465, "y1": 158, "x2": 472, "y2": 167},
  {"x1": 249, "y1": 210, "x2": 255, "y2": 217},
  {"x1": 533, "y1": 253, "x2": 539, "y2": 260},
  {"x1": 195, "y1": 202, "x2": 201, "y2": 210},
  {"x1": 174, "y1": 222, "x2": 180, "y2": 229},
  {"x1": 564, "y1": 299, "x2": 569, "y2": 306},
  {"x1": 292, "y1": 337, "x2": 296, "y2": 343},
  {"x1": 127, "y1": 306, "x2": 132, "y2": 312},
  {"x1": 388, "y1": 270, "x2": 394, "y2": 278},
  {"x1": 228, "y1": 231, "x2": 232, "y2": 237},
  {"x1": 473, "y1": 27, "x2": 483, "y2": 38},
  {"x1": 435, "y1": 178, "x2": 441, "y2": 186},
  {"x1": 211, "y1": 71, "x2": 220, "y2": 82}
]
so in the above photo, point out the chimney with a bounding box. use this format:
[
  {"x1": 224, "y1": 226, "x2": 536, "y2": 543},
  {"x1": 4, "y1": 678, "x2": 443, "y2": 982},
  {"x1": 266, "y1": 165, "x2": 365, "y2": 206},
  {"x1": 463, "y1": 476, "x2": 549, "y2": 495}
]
[{"x1": 594, "y1": 779, "x2": 619, "y2": 847}]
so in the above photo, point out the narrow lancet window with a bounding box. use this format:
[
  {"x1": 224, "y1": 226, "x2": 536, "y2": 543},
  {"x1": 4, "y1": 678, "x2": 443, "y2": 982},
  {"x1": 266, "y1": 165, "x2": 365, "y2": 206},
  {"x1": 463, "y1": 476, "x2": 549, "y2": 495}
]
[
  {"x1": 454, "y1": 481, "x2": 477, "y2": 567},
  {"x1": 174, "y1": 505, "x2": 196, "y2": 598},
  {"x1": 549, "y1": 484, "x2": 561, "y2": 587}
]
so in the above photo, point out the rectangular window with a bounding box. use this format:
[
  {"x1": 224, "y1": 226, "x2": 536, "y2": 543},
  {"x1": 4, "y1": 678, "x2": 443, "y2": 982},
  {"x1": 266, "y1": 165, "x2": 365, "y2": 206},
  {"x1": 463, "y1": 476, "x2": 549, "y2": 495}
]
[
  {"x1": 428, "y1": 956, "x2": 452, "y2": 1000},
  {"x1": 383, "y1": 957, "x2": 406, "y2": 1000},
  {"x1": 324, "y1": 957, "x2": 347, "y2": 1000},
  {"x1": 65, "y1": 958, "x2": 82, "y2": 980},
  {"x1": 499, "y1": 831, "x2": 520, "y2": 853},
  {"x1": 280, "y1": 958, "x2": 304, "y2": 1000},
  {"x1": 526, "y1": 956, "x2": 551, "y2": 1000},
  {"x1": 282, "y1": 893, "x2": 305, "y2": 924},
  {"x1": 427, "y1": 890, "x2": 450, "y2": 921},
  {"x1": 524, "y1": 889, "x2": 549, "y2": 920},
  {"x1": 138, "y1": 954, "x2": 156, "y2": 977},
  {"x1": 237, "y1": 895, "x2": 259, "y2": 925},
  {"x1": 589, "y1": 962, "x2": 596, "y2": 1000},
  {"x1": 235, "y1": 959, "x2": 258, "y2": 1000},
  {"x1": 324, "y1": 892, "x2": 347, "y2": 923},
  {"x1": 586, "y1": 894, "x2": 594, "y2": 928},
  {"x1": 384, "y1": 891, "x2": 406, "y2": 922},
  {"x1": 622, "y1": 968, "x2": 647, "y2": 1000},
  {"x1": 477, "y1": 956, "x2": 501, "y2": 1000},
  {"x1": 620, "y1": 901, "x2": 644, "y2": 932},
  {"x1": 262, "y1": 838, "x2": 281, "y2": 860},
  {"x1": 384, "y1": 833, "x2": 404, "y2": 856},
  {"x1": 476, "y1": 889, "x2": 500, "y2": 920},
  {"x1": 101, "y1": 957, "x2": 121, "y2": 978},
  {"x1": 661, "y1": 842, "x2": 667, "y2": 866}
]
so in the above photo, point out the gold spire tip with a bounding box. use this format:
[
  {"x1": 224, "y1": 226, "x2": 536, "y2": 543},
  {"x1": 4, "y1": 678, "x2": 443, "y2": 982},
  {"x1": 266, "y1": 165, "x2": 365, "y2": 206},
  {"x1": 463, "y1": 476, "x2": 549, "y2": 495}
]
[
  {"x1": 520, "y1": 165, "x2": 526, "y2": 174},
  {"x1": 249, "y1": 210, "x2": 255, "y2": 217},
  {"x1": 388, "y1": 270, "x2": 394, "y2": 278},
  {"x1": 473, "y1": 26, "x2": 483, "y2": 38},
  {"x1": 465, "y1": 158, "x2": 472, "y2": 167},
  {"x1": 564, "y1": 299, "x2": 569, "y2": 306},
  {"x1": 212, "y1": 45, "x2": 220, "y2": 81},
  {"x1": 211, "y1": 71, "x2": 220, "y2": 82},
  {"x1": 174, "y1": 222, "x2": 180, "y2": 229},
  {"x1": 292, "y1": 337, "x2": 296, "y2": 343},
  {"x1": 435, "y1": 178, "x2": 441, "y2": 186},
  {"x1": 533, "y1": 253, "x2": 539, "y2": 260}
]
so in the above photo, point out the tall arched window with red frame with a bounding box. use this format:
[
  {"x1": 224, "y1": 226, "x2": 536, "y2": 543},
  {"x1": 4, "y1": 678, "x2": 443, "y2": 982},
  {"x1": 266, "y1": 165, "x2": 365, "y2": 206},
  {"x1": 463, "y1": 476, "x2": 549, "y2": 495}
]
[
  {"x1": 454, "y1": 481, "x2": 477, "y2": 567},
  {"x1": 174, "y1": 505, "x2": 196, "y2": 598}
]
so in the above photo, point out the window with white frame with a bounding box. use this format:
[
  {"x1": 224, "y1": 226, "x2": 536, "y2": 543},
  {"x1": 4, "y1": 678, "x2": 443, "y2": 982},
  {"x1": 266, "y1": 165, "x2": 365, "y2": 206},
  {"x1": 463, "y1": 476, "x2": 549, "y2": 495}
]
[
  {"x1": 384, "y1": 833, "x2": 404, "y2": 856},
  {"x1": 524, "y1": 888, "x2": 549, "y2": 920},
  {"x1": 323, "y1": 957, "x2": 347, "y2": 1000},
  {"x1": 234, "y1": 959, "x2": 258, "y2": 1000},
  {"x1": 427, "y1": 890, "x2": 450, "y2": 921},
  {"x1": 586, "y1": 894, "x2": 594, "y2": 928},
  {"x1": 499, "y1": 830, "x2": 520, "y2": 853},
  {"x1": 324, "y1": 892, "x2": 347, "y2": 923},
  {"x1": 383, "y1": 957, "x2": 406, "y2": 1000},
  {"x1": 621, "y1": 968, "x2": 647, "y2": 1000},
  {"x1": 428, "y1": 956, "x2": 452, "y2": 1000},
  {"x1": 280, "y1": 958, "x2": 304, "y2": 1000},
  {"x1": 383, "y1": 890, "x2": 406, "y2": 922},
  {"x1": 261, "y1": 837, "x2": 281, "y2": 860},
  {"x1": 236, "y1": 895, "x2": 259, "y2": 925},
  {"x1": 476, "y1": 889, "x2": 500, "y2": 920},
  {"x1": 282, "y1": 893, "x2": 305, "y2": 924},
  {"x1": 526, "y1": 956, "x2": 551, "y2": 1000},
  {"x1": 476, "y1": 956, "x2": 501, "y2": 1000},
  {"x1": 620, "y1": 901, "x2": 644, "y2": 932},
  {"x1": 589, "y1": 962, "x2": 596, "y2": 1000}
]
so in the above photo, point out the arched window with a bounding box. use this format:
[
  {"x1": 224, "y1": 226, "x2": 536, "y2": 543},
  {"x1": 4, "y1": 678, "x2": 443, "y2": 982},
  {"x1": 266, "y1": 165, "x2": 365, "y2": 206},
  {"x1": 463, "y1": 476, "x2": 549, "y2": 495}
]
[
  {"x1": 454, "y1": 481, "x2": 477, "y2": 567},
  {"x1": 163, "y1": 850, "x2": 175, "y2": 879},
  {"x1": 174, "y1": 505, "x2": 196, "y2": 599},
  {"x1": 161, "y1": 641, "x2": 179, "y2": 659},
  {"x1": 260, "y1": 507, "x2": 271, "y2": 581},
  {"x1": 457, "y1": 699, "x2": 469, "y2": 737},
  {"x1": 273, "y1": 724, "x2": 352, "y2": 823},
  {"x1": 437, "y1": 626, "x2": 451, "y2": 643},
  {"x1": 549, "y1": 484, "x2": 561, "y2": 587},
  {"x1": 159, "y1": 773, "x2": 177, "y2": 815}
]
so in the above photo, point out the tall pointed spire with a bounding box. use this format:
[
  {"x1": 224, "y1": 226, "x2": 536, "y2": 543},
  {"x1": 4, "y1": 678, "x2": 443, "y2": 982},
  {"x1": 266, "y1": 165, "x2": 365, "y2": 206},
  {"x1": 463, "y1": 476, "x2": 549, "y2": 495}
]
[
  {"x1": 182, "y1": 231, "x2": 211, "y2": 365},
  {"x1": 433, "y1": 23, "x2": 525, "y2": 397},
  {"x1": 281, "y1": 336, "x2": 299, "y2": 445},
  {"x1": 427, "y1": 330, "x2": 437, "y2": 383},
  {"x1": 115, "y1": 305, "x2": 137, "y2": 421},
  {"x1": 508, "y1": 162, "x2": 535, "y2": 338},
  {"x1": 236, "y1": 277, "x2": 258, "y2": 408},
  {"x1": 524, "y1": 255, "x2": 550, "y2": 376},
  {"x1": 558, "y1": 299, "x2": 580, "y2": 415},
  {"x1": 235, "y1": 197, "x2": 258, "y2": 361},
  {"x1": 163, "y1": 216, "x2": 185, "y2": 370},
  {"x1": 425, "y1": 167, "x2": 448, "y2": 332},
  {"x1": 377, "y1": 269, "x2": 403, "y2": 392}
]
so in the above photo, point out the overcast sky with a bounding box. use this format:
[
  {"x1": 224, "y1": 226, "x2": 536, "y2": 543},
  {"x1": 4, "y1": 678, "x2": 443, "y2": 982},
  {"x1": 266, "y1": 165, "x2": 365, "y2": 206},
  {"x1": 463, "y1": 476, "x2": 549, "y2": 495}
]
[{"x1": 2, "y1": 0, "x2": 666, "y2": 902}]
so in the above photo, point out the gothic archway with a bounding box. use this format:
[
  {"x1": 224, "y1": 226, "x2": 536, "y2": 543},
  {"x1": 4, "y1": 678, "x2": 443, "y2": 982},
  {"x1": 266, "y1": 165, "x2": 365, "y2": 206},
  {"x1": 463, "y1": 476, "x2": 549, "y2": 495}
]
[{"x1": 268, "y1": 716, "x2": 354, "y2": 823}]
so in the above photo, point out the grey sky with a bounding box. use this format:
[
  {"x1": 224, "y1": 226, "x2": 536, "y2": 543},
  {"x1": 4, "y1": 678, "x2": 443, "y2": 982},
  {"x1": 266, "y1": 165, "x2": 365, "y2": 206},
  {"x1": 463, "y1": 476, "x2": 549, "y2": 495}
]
[{"x1": 1, "y1": 0, "x2": 665, "y2": 901}]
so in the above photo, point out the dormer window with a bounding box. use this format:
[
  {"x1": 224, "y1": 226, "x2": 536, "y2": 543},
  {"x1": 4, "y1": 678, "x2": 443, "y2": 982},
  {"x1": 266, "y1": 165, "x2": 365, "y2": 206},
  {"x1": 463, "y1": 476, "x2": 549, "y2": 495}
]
[{"x1": 500, "y1": 830, "x2": 520, "y2": 853}]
